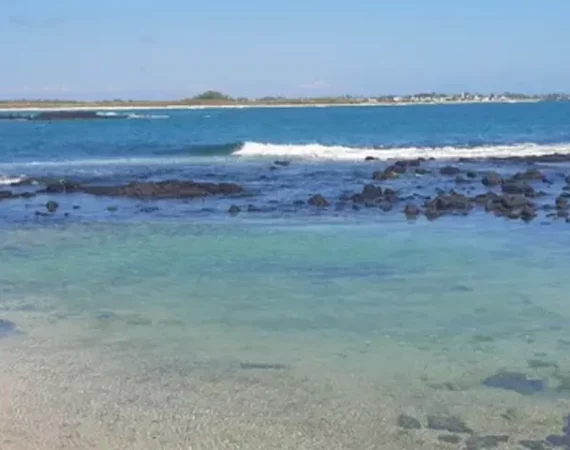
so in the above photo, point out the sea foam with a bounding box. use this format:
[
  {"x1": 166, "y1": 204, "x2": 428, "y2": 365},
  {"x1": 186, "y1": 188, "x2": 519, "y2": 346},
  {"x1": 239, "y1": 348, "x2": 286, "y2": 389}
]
[{"x1": 234, "y1": 141, "x2": 570, "y2": 161}]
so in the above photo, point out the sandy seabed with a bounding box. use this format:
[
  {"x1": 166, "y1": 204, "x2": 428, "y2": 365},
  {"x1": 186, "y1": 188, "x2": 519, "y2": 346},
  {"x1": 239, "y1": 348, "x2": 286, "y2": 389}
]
[{"x1": 0, "y1": 311, "x2": 567, "y2": 450}]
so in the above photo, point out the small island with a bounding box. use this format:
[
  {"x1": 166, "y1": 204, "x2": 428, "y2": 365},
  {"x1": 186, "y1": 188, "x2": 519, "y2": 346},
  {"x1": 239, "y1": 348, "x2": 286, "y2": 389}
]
[{"x1": 0, "y1": 90, "x2": 568, "y2": 113}]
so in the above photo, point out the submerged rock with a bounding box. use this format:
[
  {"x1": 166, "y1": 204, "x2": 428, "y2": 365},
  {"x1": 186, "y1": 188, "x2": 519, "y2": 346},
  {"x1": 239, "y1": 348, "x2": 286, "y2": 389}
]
[
  {"x1": 465, "y1": 435, "x2": 509, "y2": 450},
  {"x1": 0, "y1": 319, "x2": 17, "y2": 337},
  {"x1": 228, "y1": 205, "x2": 241, "y2": 215},
  {"x1": 482, "y1": 371, "x2": 546, "y2": 395},
  {"x1": 482, "y1": 171, "x2": 502, "y2": 187},
  {"x1": 45, "y1": 200, "x2": 59, "y2": 213},
  {"x1": 273, "y1": 160, "x2": 291, "y2": 167},
  {"x1": 519, "y1": 440, "x2": 549, "y2": 450},
  {"x1": 42, "y1": 180, "x2": 244, "y2": 199},
  {"x1": 404, "y1": 204, "x2": 421, "y2": 218},
  {"x1": 501, "y1": 180, "x2": 535, "y2": 197},
  {"x1": 308, "y1": 194, "x2": 329, "y2": 207},
  {"x1": 440, "y1": 165, "x2": 462, "y2": 176},
  {"x1": 438, "y1": 435, "x2": 461, "y2": 444},
  {"x1": 240, "y1": 362, "x2": 288, "y2": 370},
  {"x1": 397, "y1": 414, "x2": 422, "y2": 430},
  {"x1": 427, "y1": 415, "x2": 473, "y2": 434}
]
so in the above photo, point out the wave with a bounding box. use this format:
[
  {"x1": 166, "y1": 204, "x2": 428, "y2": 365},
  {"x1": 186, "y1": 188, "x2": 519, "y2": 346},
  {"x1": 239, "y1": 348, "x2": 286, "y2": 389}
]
[
  {"x1": 95, "y1": 112, "x2": 169, "y2": 120},
  {"x1": 3, "y1": 142, "x2": 570, "y2": 171},
  {"x1": 0, "y1": 176, "x2": 26, "y2": 185},
  {"x1": 234, "y1": 141, "x2": 570, "y2": 161}
]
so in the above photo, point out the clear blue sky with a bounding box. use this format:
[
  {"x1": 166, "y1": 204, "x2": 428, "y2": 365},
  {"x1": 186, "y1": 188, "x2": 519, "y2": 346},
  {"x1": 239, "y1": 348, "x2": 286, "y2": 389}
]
[{"x1": 2, "y1": 0, "x2": 570, "y2": 100}]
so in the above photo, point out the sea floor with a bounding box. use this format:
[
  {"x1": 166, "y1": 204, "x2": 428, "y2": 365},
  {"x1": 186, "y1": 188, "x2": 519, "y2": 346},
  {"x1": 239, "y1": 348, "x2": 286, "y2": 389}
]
[{"x1": 1, "y1": 220, "x2": 570, "y2": 449}]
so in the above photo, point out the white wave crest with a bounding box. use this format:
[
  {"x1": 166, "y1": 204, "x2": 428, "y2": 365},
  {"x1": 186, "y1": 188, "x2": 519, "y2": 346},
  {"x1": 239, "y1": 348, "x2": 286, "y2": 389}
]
[
  {"x1": 0, "y1": 176, "x2": 25, "y2": 185},
  {"x1": 234, "y1": 141, "x2": 570, "y2": 161}
]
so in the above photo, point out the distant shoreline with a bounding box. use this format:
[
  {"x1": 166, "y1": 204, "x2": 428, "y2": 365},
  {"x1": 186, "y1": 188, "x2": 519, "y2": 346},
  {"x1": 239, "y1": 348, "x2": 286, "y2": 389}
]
[{"x1": 0, "y1": 99, "x2": 544, "y2": 112}]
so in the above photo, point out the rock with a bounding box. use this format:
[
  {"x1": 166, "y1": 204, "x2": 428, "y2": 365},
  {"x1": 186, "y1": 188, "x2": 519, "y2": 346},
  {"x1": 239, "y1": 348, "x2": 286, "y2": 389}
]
[
  {"x1": 107, "y1": 206, "x2": 118, "y2": 212},
  {"x1": 240, "y1": 362, "x2": 288, "y2": 370},
  {"x1": 404, "y1": 204, "x2": 421, "y2": 218},
  {"x1": 228, "y1": 205, "x2": 241, "y2": 215},
  {"x1": 32, "y1": 111, "x2": 125, "y2": 121},
  {"x1": 545, "y1": 434, "x2": 570, "y2": 447},
  {"x1": 397, "y1": 414, "x2": 422, "y2": 430},
  {"x1": 364, "y1": 156, "x2": 378, "y2": 161},
  {"x1": 464, "y1": 435, "x2": 509, "y2": 450},
  {"x1": 415, "y1": 168, "x2": 431, "y2": 175},
  {"x1": 518, "y1": 440, "x2": 549, "y2": 450},
  {"x1": 440, "y1": 166, "x2": 462, "y2": 176},
  {"x1": 45, "y1": 200, "x2": 59, "y2": 213},
  {"x1": 247, "y1": 205, "x2": 262, "y2": 213},
  {"x1": 0, "y1": 319, "x2": 17, "y2": 338},
  {"x1": 438, "y1": 435, "x2": 461, "y2": 444},
  {"x1": 308, "y1": 194, "x2": 329, "y2": 207},
  {"x1": 72, "y1": 205, "x2": 80, "y2": 210},
  {"x1": 482, "y1": 371, "x2": 546, "y2": 395},
  {"x1": 556, "y1": 195, "x2": 569, "y2": 209},
  {"x1": 466, "y1": 171, "x2": 477, "y2": 179},
  {"x1": 502, "y1": 181, "x2": 535, "y2": 197},
  {"x1": 482, "y1": 172, "x2": 502, "y2": 187},
  {"x1": 43, "y1": 180, "x2": 244, "y2": 199},
  {"x1": 455, "y1": 176, "x2": 471, "y2": 184},
  {"x1": 273, "y1": 160, "x2": 290, "y2": 167},
  {"x1": 558, "y1": 209, "x2": 569, "y2": 218},
  {"x1": 513, "y1": 169, "x2": 547, "y2": 182},
  {"x1": 361, "y1": 184, "x2": 383, "y2": 200},
  {"x1": 383, "y1": 188, "x2": 399, "y2": 203},
  {"x1": 378, "y1": 201, "x2": 392, "y2": 212},
  {"x1": 293, "y1": 200, "x2": 305, "y2": 206},
  {"x1": 373, "y1": 170, "x2": 399, "y2": 181},
  {"x1": 520, "y1": 205, "x2": 537, "y2": 222},
  {"x1": 139, "y1": 206, "x2": 159, "y2": 213},
  {"x1": 427, "y1": 415, "x2": 473, "y2": 434},
  {"x1": 426, "y1": 192, "x2": 472, "y2": 213}
]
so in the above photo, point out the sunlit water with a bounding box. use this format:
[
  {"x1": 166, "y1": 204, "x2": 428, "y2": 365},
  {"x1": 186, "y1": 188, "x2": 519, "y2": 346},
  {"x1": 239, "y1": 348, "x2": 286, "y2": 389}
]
[{"x1": 2, "y1": 104, "x2": 570, "y2": 448}]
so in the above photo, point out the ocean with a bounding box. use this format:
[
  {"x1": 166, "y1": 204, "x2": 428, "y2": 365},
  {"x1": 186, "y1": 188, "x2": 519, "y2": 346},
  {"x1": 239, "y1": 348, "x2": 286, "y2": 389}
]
[{"x1": 1, "y1": 103, "x2": 570, "y2": 449}]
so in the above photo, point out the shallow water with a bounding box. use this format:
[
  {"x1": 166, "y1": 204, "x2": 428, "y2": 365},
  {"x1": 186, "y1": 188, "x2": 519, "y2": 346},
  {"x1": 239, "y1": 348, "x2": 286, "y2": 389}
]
[{"x1": 2, "y1": 104, "x2": 570, "y2": 448}]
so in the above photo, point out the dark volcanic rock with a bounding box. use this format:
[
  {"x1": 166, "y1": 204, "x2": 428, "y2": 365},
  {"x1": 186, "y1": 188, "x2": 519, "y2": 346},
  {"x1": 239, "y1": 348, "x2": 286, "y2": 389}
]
[
  {"x1": 556, "y1": 195, "x2": 569, "y2": 209},
  {"x1": 464, "y1": 435, "x2": 509, "y2": 450},
  {"x1": 404, "y1": 204, "x2": 421, "y2": 218},
  {"x1": 0, "y1": 319, "x2": 17, "y2": 337},
  {"x1": 440, "y1": 165, "x2": 462, "y2": 176},
  {"x1": 228, "y1": 205, "x2": 241, "y2": 215},
  {"x1": 501, "y1": 180, "x2": 535, "y2": 197},
  {"x1": 397, "y1": 414, "x2": 422, "y2": 430},
  {"x1": 545, "y1": 434, "x2": 570, "y2": 448},
  {"x1": 361, "y1": 184, "x2": 383, "y2": 200},
  {"x1": 373, "y1": 169, "x2": 399, "y2": 181},
  {"x1": 32, "y1": 110, "x2": 124, "y2": 121},
  {"x1": 482, "y1": 371, "x2": 546, "y2": 395},
  {"x1": 308, "y1": 194, "x2": 329, "y2": 207},
  {"x1": 45, "y1": 200, "x2": 59, "y2": 213},
  {"x1": 364, "y1": 156, "x2": 378, "y2": 161},
  {"x1": 513, "y1": 169, "x2": 547, "y2": 182},
  {"x1": 519, "y1": 440, "x2": 549, "y2": 450},
  {"x1": 43, "y1": 180, "x2": 244, "y2": 199},
  {"x1": 427, "y1": 415, "x2": 473, "y2": 434},
  {"x1": 482, "y1": 171, "x2": 502, "y2": 187},
  {"x1": 438, "y1": 435, "x2": 461, "y2": 444},
  {"x1": 426, "y1": 192, "x2": 472, "y2": 217}
]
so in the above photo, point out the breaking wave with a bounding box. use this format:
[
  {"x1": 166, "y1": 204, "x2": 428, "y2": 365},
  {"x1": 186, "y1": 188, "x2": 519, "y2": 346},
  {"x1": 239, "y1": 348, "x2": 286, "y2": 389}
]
[{"x1": 233, "y1": 141, "x2": 570, "y2": 161}]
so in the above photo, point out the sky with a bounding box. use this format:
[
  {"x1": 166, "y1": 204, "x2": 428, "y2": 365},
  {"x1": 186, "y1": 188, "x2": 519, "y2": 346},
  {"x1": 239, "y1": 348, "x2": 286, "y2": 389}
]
[{"x1": 1, "y1": 0, "x2": 570, "y2": 100}]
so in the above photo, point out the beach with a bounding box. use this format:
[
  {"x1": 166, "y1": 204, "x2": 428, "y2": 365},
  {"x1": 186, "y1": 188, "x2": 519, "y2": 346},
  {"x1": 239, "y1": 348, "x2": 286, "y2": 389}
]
[{"x1": 1, "y1": 103, "x2": 570, "y2": 449}]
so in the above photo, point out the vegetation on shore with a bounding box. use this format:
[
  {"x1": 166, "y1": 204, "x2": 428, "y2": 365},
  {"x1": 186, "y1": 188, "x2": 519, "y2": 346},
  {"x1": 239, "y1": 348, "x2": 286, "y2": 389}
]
[{"x1": 0, "y1": 90, "x2": 568, "y2": 109}]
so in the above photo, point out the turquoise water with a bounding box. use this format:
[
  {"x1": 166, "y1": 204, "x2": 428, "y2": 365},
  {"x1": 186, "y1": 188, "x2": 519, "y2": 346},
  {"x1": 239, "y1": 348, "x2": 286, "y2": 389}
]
[{"x1": 2, "y1": 104, "x2": 570, "y2": 448}]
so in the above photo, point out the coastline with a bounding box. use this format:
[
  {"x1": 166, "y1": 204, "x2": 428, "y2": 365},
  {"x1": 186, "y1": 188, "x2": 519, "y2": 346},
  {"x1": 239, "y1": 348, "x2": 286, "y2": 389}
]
[{"x1": 0, "y1": 99, "x2": 542, "y2": 113}]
